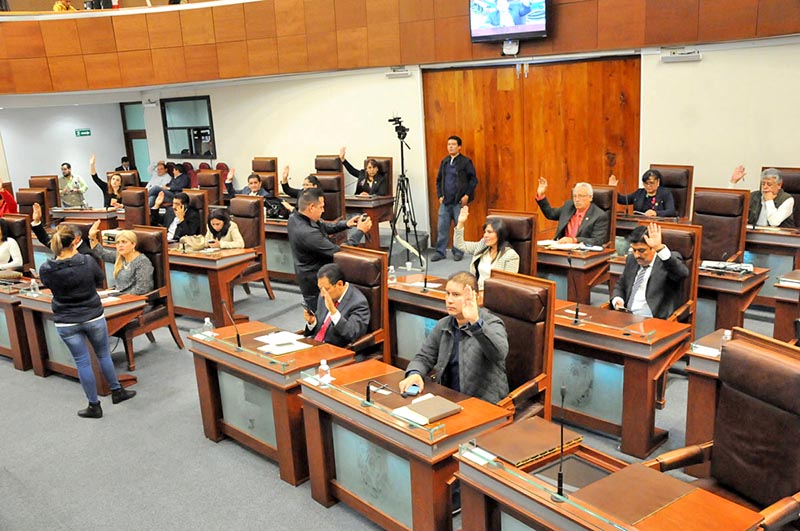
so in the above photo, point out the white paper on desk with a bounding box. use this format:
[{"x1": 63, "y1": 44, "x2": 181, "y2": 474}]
[
  {"x1": 539, "y1": 241, "x2": 581, "y2": 250},
  {"x1": 101, "y1": 296, "x2": 121, "y2": 304},
  {"x1": 97, "y1": 289, "x2": 120, "y2": 297},
  {"x1": 254, "y1": 331, "x2": 303, "y2": 344},
  {"x1": 577, "y1": 243, "x2": 604, "y2": 251},
  {"x1": 690, "y1": 344, "x2": 721, "y2": 357},
  {"x1": 257, "y1": 341, "x2": 313, "y2": 355},
  {"x1": 405, "y1": 281, "x2": 442, "y2": 289},
  {"x1": 369, "y1": 384, "x2": 392, "y2": 396}
]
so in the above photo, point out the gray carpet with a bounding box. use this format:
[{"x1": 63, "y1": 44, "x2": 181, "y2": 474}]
[{"x1": 0, "y1": 252, "x2": 775, "y2": 530}]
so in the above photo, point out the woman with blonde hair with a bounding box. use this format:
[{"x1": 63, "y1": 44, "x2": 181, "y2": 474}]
[
  {"x1": 88, "y1": 222, "x2": 154, "y2": 295},
  {"x1": 39, "y1": 224, "x2": 136, "y2": 418}
]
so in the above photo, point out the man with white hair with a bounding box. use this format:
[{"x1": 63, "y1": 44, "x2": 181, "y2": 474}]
[
  {"x1": 535, "y1": 177, "x2": 609, "y2": 247},
  {"x1": 729, "y1": 166, "x2": 795, "y2": 228}
]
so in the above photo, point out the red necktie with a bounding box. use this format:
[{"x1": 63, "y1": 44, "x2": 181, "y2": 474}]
[{"x1": 314, "y1": 301, "x2": 339, "y2": 341}]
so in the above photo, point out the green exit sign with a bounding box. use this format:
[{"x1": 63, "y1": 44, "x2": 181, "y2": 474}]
[{"x1": 74, "y1": 128, "x2": 91, "y2": 137}]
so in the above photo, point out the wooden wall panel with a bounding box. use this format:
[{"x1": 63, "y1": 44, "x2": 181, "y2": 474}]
[
  {"x1": 146, "y1": 11, "x2": 184, "y2": 49},
  {"x1": 366, "y1": 0, "x2": 399, "y2": 25},
  {"x1": 0, "y1": 61, "x2": 15, "y2": 92},
  {"x1": 77, "y1": 17, "x2": 116, "y2": 54},
  {"x1": 9, "y1": 58, "x2": 52, "y2": 93},
  {"x1": 0, "y1": 27, "x2": 7, "y2": 60},
  {"x1": 3, "y1": 21, "x2": 45, "y2": 59},
  {"x1": 48, "y1": 55, "x2": 88, "y2": 92},
  {"x1": 216, "y1": 41, "x2": 248, "y2": 78},
  {"x1": 183, "y1": 44, "x2": 218, "y2": 81},
  {"x1": 433, "y1": 0, "x2": 467, "y2": 18},
  {"x1": 84, "y1": 53, "x2": 121, "y2": 89},
  {"x1": 181, "y1": 9, "x2": 216, "y2": 45},
  {"x1": 434, "y1": 16, "x2": 472, "y2": 62},
  {"x1": 306, "y1": 31, "x2": 337, "y2": 71},
  {"x1": 698, "y1": 0, "x2": 757, "y2": 41},
  {"x1": 400, "y1": 20, "x2": 435, "y2": 65},
  {"x1": 304, "y1": 0, "x2": 335, "y2": 34},
  {"x1": 334, "y1": 0, "x2": 367, "y2": 31},
  {"x1": 151, "y1": 46, "x2": 187, "y2": 84},
  {"x1": 119, "y1": 50, "x2": 155, "y2": 87},
  {"x1": 757, "y1": 0, "x2": 800, "y2": 37},
  {"x1": 336, "y1": 28, "x2": 368, "y2": 69},
  {"x1": 40, "y1": 20, "x2": 82, "y2": 57},
  {"x1": 113, "y1": 14, "x2": 151, "y2": 52},
  {"x1": 247, "y1": 37, "x2": 279, "y2": 75},
  {"x1": 277, "y1": 34, "x2": 308, "y2": 72},
  {"x1": 213, "y1": 5, "x2": 246, "y2": 43},
  {"x1": 645, "y1": 0, "x2": 699, "y2": 45},
  {"x1": 550, "y1": 0, "x2": 598, "y2": 52},
  {"x1": 275, "y1": 0, "x2": 306, "y2": 37},
  {"x1": 367, "y1": 23, "x2": 401, "y2": 67},
  {"x1": 244, "y1": 0, "x2": 277, "y2": 39},
  {"x1": 597, "y1": 0, "x2": 645, "y2": 49},
  {"x1": 399, "y1": 0, "x2": 434, "y2": 22}
]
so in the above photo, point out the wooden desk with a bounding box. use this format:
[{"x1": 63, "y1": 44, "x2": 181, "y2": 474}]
[
  {"x1": 189, "y1": 321, "x2": 354, "y2": 486},
  {"x1": 345, "y1": 195, "x2": 394, "y2": 250},
  {"x1": 167, "y1": 247, "x2": 256, "y2": 326},
  {"x1": 300, "y1": 359, "x2": 512, "y2": 531},
  {"x1": 388, "y1": 274, "x2": 448, "y2": 367},
  {"x1": 51, "y1": 207, "x2": 119, "y2": 231},
  {"x1": 774, "y1": 272, "x2": 800, "y2": 342},
  {"x1": 537, "y1": 248, "x2": 615, "y2": 304},
  {"x1": 19, "y1": 290, "x2": 143, "y2": 395},
  {"x1": 744, "y1": 227, "x2": 800, "y2": 308},
  {"x1": 553, "y1": 300, "x2": 691, "y2": 458},
  {"x1": 0, "y1": 284, "x2": 32, "y2": 371},
  {"x1": 696, "y1": 268, "x2": 768, "y2": 338}
]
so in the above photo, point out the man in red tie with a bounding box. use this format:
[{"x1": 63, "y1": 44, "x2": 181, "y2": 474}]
[
  {"x1": 535, "y1": 177, "x2": 609, "y2": 247},
  {"x1": 303, "y1": 263, "x2": 370, "y2": 348}
]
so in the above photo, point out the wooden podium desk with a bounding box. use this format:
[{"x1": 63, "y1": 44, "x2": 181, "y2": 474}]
[
  {"x1": 388, "y1": 274, "x2": 448, "y2": 368},
  {"x1": 0, "y1": 283, "x2": 32, "y2": 371},
  {"x1": 18, "y1": 290, "x2": 143, "y2": 395},
  {"x1": 189, "y1": 321, "x2": 354, "y2": 486},
  {"x1": 50, "y1": 207, "x2": 119, "y2": 231},
  {"x1": 774, "y1": 271, "x2": 800, "y2": 342},
  {"x1": 538, "y1": 247, "x2": 615, "y2": 304},
  {"x1": 345, "y1": 195, "x2": 394, "y2": 251},
  {"x1": 167, "y1": 247, "x2": 256, "y2": 326},
  {"x1": 553, "y1": 300, "x2": 690, "y2": 458},
  {"x1": 744, "y1": 227, "x2": 800, "y2": 308},
  {"x1": 695, "y1": 267, "x2": 768, "y2": 338},
  {"x1": 300, "y1": 359, "x2": 512, "y2": 531}
]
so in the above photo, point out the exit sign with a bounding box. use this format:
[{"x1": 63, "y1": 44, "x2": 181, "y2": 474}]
[{"x1": 74, "y1": 128, "x2": 91, "y2": 137}]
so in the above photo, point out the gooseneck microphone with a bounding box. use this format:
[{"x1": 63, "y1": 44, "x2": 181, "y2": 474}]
[
  {"x1": 552, "y1": 385, "x2": 568, "y2": 502},
  {"x1": 220, "y1": 299, "x2": 243, "y2": 350},
  {"x1": 421, "y1": 253, "x2": 430, "y2": 293}
]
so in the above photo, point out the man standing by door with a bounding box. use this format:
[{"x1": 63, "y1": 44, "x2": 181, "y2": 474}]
[{"x1": 432, "y1": 136, "x2": 478, "y2": 262}]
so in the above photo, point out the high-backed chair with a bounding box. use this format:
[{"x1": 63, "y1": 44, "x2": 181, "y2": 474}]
[
  {"x1": 29, "y1": 175, "x2": 60, "y2": 212},
  {"x1": 644, "y1": 328, "x2": 800, "y2": 531},
  {"x1": 763, "y1": 166, "x2": 800, "y2": 228},
  {"x1": 590, "y1": 184, "x2": 617, "y2": 246},
  {"x1": 198, "y1": 162, "x2": 211, "y2": 170},
  {"x1": 252, "y1": 157, "x2": 278, "y2": 196},
  {"x1": 316, "y1": 174, "x2": 346, "y2": 223},
  {"x1": 15, "y1": 188, "x2": 48, "y2": 225},
  {"x1": 2, "y1": 181, "x2": 14, "y2": 196},
  {"x1": 184, "y1": 189, "x2": 208, "y2": 230},
  {"x1": 484, "y1": 271, "x2": 555, "y2": 420},
  {"x1": 109, "y1": 170, "x2": 140, "y2": 188},
  {"x1": 182, "y1": 161, "x2": 198, "y2": 189},
  {"x1": 215, "y1": 163, "x2": 230, "y2": 183},
  {"x1": 333, "y1": 246, "x2": 388, "y2": 361},
  {"x1": 487, "y1": 209, "x2": 536, "y2": 276},
  {"x1": 121, "y1": 187, "x2": 150, "y2": 229},
  {"x1": 364, "y1": 156, "x2": 394, "y2": 195},
  {"x1": 2, "y1": 214, "x2": 34, "y2": 272},
  {"x1": 650, "y1": 164, "x2": 694, "y2": 218},
  {"x1": 229, "y1": 196, "x2": 275, "y2": 300},
  {"x1": 314, "y1": 155, "x2": 342, "y2": 175},
  {"x1": 113, "y1": 225, "x2": 184, "y2": 370},
  {"x1": 197, "y1": 170, "x2": 223, "y2": 206},
  {"x1": 692, "y1": 187, "x2": 749, "y2": 262}
]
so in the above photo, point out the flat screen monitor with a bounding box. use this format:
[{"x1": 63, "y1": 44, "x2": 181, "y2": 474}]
[{"x1": 469, "y1": 0, "x2": 547, "y2": 43}]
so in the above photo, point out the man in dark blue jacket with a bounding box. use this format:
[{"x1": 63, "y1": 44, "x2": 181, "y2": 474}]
[{"x1": 432, "y1": 135, "x2": 478, "y2": 262}]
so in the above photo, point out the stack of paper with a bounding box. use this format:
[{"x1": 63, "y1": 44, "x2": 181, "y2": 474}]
[{"x1": 254, "y1": 331, "x2": 313, "y2": 355}]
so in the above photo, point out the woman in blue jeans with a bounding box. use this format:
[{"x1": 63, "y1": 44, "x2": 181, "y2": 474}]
[{"x1": 39, "y1": 224, "x2": 136, "y2": 418}]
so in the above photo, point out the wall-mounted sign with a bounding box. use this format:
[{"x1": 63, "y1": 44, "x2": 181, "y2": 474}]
[{"x1": 74, "y1": 128, "x2": 91, "y2": 137}]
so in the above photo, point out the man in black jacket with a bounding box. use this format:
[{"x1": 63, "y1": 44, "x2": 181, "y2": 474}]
[
  {"x1": 288, "y1": 188, "x2": 372, "y2": 310},
  {"x1": 303, "y1": 263, "x2": 370, "y2": 348},
  {"x1": 432, "y1": 135, "x2": 478, "y2": 262},
  {"x1": 151, "y1": 191, "x2": 201, "y2": 242},
  {"x1": 115, "y1": 156, "x2": 136, "y2": 172}
]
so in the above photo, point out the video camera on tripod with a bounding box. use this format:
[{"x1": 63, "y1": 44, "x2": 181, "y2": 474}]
[
  {"x1": 387, "y1": 116, "x2": 424, "y2": 270},
  {"x1": 388, "y1": 116, "x2": 409, "y2": 141}
]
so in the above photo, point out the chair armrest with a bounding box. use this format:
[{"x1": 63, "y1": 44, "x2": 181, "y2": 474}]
[
  {"x1": 496, "y1": 373, "x2": 547, "y2": 412},
  {"x1": 348, "y1": 329, "x2": 385, "y2": 353},
  {"x1": 667, "y1": 299, "x2": 694, "y2": 323},
  {"x1": 599, "y1": 301, "x2": 611, "y2": 310},
  {"x1": 760, "y1": 493, "x2": 800, "y2": 530},
  {"x1": 727, "y1": 251, "x2": 743, "y2": 262},
  {"x1": 641, "y1": 441, "x2": 713, "y2": 472}
]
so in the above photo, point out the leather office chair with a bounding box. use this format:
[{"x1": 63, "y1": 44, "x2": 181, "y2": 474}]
[
  {"x1": 333, "y1": 246, "x2": 388, "y2": 361},
  {"x1": 198, "y1": 163, "x2": 211, "y2": 170},
  {"x1": 114, "y1": 225, "x2": 184, "y2": 370},
  {"x1": 590, "y1": 185, "x2": 617, "y2": 246},
  {"x1": 110, "y1": 170, "x2": 140, "y2": 188},
  {"x1": 2, "y1": 214, "x2": 34, "y2": 272},
  {"x1": 197, "y1": 170, "x2": 223, "y2": 206},
  {"x1": 484, "y1": 271, "x2": 555, "y2": 420},
  {"x1": 692, "y1": 187, "x2": 749, "y2": 262},
  {"x1": 763, "y1": 166, "x2": 800, "y2": 228},
  {"x1": 252, "y1": 157, "x2": 278, "y2": 196},
  {"x1": 29, "y1": 176, "x2": 60, "y2": 212},
  {"x1": 229, "y1": 196, "x2": 275, "y2": 300},
  {"x1": 487, "y1": 209, "x2": 536, "y2": 276},
  {"x1": 2, "y1": 181, "x2": 14, "y2": 196},
  {"x1": 16, "y1": 189, "x2": 48, "y2": 226},
  {"x1": 121, "y1": 187, "x2": 150, "y2": 229},
  {"x1": 316, "y1": 174, "x2": 346, "y2": 223},
  {"x1": 184, "y1": 189, "x2": 208, "y2": 231},
  {"x1": 650, "y1": 164, "x2": 694, "y2": 218},
  {"x1": 644, "y1": 328, "x2": 800, "y2": 531},
  {"x1": 314, "y1": 155, "x2": 342, "y2": 175},
  {"x1": 182, "y1": 161, "x2": 198, "y2": 189},
  {"x1": 215, "y1": 163, "x2": 230, "y2": 183},
  {"x1": 363, "y1": 156, "x2": 393, "y2": 195}
]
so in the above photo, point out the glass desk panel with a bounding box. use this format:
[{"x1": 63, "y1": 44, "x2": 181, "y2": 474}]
[
  {"x1": 501, "y1": 511, "x2": 535, "y2": 531},
  {"x1": 696, "y1": 298, "x2": 717, "y2": 339},
  {"x1": 34, "y1": 250, "x2": 48, "y2": 271},
  {"x1": 538, "y1": 270, "x2": 568, "y2": 300},
  {"x1": 104, "y1": 262, "x2": 115, "y2": 283},
  {"x1": 552, "y1": 349, "x2": 623, "y2": 425},
  {"x1": 43, "y1": 318, "x2": 77, "y2": 368},
  {"x1": 394, "y1": 310, "x2": 438, "y2": 362},
  {"x1": 744, "y1": 250, "x2": 793, "y2": 299},
  {"x1": 332, "y1": 422, "x2": 413, "y2": 528},
  {"x1": 170, "y1": 270, "x2": 213, "y2": 313},
  {"x1": 266, "y1": 239, "x2": 294, "y2": 274},
  {"x1": 0, "y1": 311, "x2": 11, "y2": 349},
  {"x1": 218, "y1": 369, "x2": 277, "y2": 447}
]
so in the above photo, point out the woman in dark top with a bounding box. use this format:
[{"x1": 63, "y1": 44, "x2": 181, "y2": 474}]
[
  {"x1": 38, "y1": 224, "x2": 136, "y2": 418},
  {"x1": 339, "y1": 147, "x2": 389, "y2": 196},
  {"x1": 89, "y1": 154, "x2": 123, "y2": 208},
  {"x1": 610, "y1": 169, "x2": 677, "y2": 218}
]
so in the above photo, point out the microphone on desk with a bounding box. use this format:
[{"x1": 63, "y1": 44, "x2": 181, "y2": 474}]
[
  {"x1": 421, "y1": 252, "x2": 430, "y2": 293},
  {"x1": 566, "y1": 252, "x2": 580, "y2": 325},
  {"x1": 552, "y1": 385, "x2": 568, "y2": 502},
  {"x1": 220, "y1": 299, "x2": 243, "y2": 350}
]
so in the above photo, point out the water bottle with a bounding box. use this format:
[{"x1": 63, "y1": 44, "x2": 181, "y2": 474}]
[
  {"x1": 317, "y1": 359, "x2": 331, "y2": 386},
  {"x1": 388, "y1": 265, "x2": 397, "y2": 285},
  {"x1": 30, "y1": 278, "x2": 40, "y2": 296},
  {"x1": 720, "y1": 329, "x2": 732, "y2": 352},
  {"x1": 202, "y1": 317, "x2": 214, "y2": 335}
]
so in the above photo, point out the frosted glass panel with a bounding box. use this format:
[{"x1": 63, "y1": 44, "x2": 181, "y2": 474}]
[
  {"x1": 744, "y1": 251, "x2": 793, "y2": 299},
  {"x1": 43, "y1": 318, "x2": 76, "y2": 368},
  {"x1": 332, "y1": 422, "x2": 412, "y2": 528},
  {"x1": 696, "y1": 298, "x2": 717, "y2": 339},
  {"x1": 266, "y1": 239, "x2": 294, "y2": 274},
  {"x1": 502, "y1": 511, "x2": 535, "y2": 531},
  {"x1": 538, "y1": 270, "x2": 568, "y2": 300},
  {"x1": 552, "y1": 349, "x2": 623, "y2": 425},
  {"x1": 170, "y1": 270, "x2": 213, "y2": 313},
  {"x1": 104, "y1": 261, "x2": 115, "y2": 283},
  {"x1": 218, "y1": 370, "x2": 276, "y2": 447},
  {"x1": 167, "y1": 130, "x2": 190, "y2": 155},
  {"x1": 394, "y1": 310, "x2": 438, "y2": 362},
  {"x1": 0, "y1": 311, "x2": 11, "y2": 349},
  {"x1": 123, "y1": 103, "x2": 145, "y2": 130},
  {"x1": 165, "y1": 100, "x2": 210, "y2": 127}
]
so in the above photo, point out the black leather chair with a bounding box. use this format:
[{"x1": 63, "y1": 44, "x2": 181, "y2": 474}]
[
  {"x1": 29, "y1": 176, "x2": 60, "y2": 213},
  {"x1": 252, "y1": 157, "x2": 278, "y2": 197},
  {"x1": 487, "y1": 209, "x2": 536, "y2": 276},
  {"x1": 197, "y1": 170, "x2": 223, "y2": 206},
  {"x1": 650, "y1": 164, "x2": 694, "y2": 218},
  {"x1": 121, "y1": 187, "x2": 150, "y2": 229},
  {"x1": 692, "y1": 187, "x2": 749, "y2": 262},
  {"x1": 591, "y1": 184, "x2": 617, "y2": 246},
  {"x1": 16, "y1": 188, "x2": 48, "y2": 226},
  {"x1": 184, "y1": 189, "x2": 208, "y2": 231},
  {"x1": 229, "y1": 196, "x2": 275, "y2": 300}
]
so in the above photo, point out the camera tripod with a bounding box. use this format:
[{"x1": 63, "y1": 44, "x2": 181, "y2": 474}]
[{"x1": 387, "y1": 117, "x2": 424, "y2": 268}]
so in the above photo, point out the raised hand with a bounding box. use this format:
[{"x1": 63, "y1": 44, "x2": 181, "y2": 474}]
[
  {"x1": 537, "y1": 176, "x2": 548, "y2": 196},
  {"x1": 281, "y1": 165, "x2": 290, "y2": 184},
  {"x1": 339, "y1": 147, "x2": 346, "y2": 162},
  {"x1": 457, "y1": 205, "x2": 469, "y2": 227},
  {"x1": 225, "y1": 168, "x2": 235, "y2": 183},
  {"x1": 462, "y1": 284, "x2": 479, "y2": 324},
  {"x1": 32, "y1": 203, "x2": 42, "y2": 224},
  {"x1": 608, "y1": 174, "x2": 618, "y2": 186},
  {"x1": 730, "y1": 165, "x2": 746, "y2": 184},
  {"x1": 321, "y1": 286, "x2": 337, "y2": 316},
  {"x1": 643, "y1": 222, "x2": 663, "y2": 250},
  {"x1": 89, "y1": 154, "x2": 96, "y2": 168}
]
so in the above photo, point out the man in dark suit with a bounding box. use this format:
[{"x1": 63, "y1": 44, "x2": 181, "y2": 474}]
[
  {"x1": 224, "y1": 168, "x2": 272, "y2": 198},
  {"x1": 115, "y1": 157, "x2": 136, "y2": 172},
  {"x1": 151, "y1": 191, "x2": 201, "y2": 242},
  {"x1": 303, "y1": 263, "x2": 370, "y2": 348},
  {"x1": 535, "y1": 177, "x2": 609, "y2": 247},
  {"x1": 611, "y1": 222, "x2": 689, "y2": 319}
]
